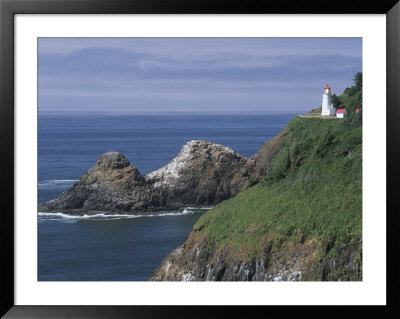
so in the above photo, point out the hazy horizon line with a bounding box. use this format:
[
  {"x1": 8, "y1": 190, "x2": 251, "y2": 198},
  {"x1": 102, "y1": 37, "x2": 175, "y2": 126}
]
[{"x1": 38, "y1": 109, "x2": 309, "y2": 116}]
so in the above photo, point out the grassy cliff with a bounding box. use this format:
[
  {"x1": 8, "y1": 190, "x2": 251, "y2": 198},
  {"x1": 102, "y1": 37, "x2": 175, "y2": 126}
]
[
  {"x1": 192, "y1": 115, "x2": 362, "y2": 280},
  {"x1": 150, "y1": 75, "x2": 362, "y2": 281}
]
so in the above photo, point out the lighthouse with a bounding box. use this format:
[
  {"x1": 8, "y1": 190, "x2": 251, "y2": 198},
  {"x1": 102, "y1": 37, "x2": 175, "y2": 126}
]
[{"x1": 321, "y1": 84, "x2": 336, "y2": 116}]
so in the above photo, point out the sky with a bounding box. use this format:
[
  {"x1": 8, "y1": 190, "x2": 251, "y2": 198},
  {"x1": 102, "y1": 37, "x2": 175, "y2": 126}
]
[{"x1": 38, "y1": 38, "x2": 362, "y2": 114}]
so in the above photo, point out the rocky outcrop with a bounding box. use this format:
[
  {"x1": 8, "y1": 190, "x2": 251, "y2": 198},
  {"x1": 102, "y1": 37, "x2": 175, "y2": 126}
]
[
  {"x1": 149, "y1": 231, "x2": 362, "y2": 282},
  {"x1": 38, "y1": 141, "x2": 263, "y2": 215},
  {"x1": 37, "y1": 151, "x2": 158, "y2": 214},
  {"x1": 145, "y1": 141, "x2": 262, "y2": 207}
]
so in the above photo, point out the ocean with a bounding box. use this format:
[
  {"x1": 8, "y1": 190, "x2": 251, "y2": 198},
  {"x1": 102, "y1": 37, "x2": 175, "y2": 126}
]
[{"x1": 38, "y1": 112, "x2": 296, "y2": 281}]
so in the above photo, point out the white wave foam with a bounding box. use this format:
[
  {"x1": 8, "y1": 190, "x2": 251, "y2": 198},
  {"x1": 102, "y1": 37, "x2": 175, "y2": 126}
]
[
  {"x1": 157, "y1": 209, "x2": 194, "y2": 216},
  {"x1": 38, "y1": 179, "x2": 78, "y2": 189},
  {"x1": 38, "y1": 212, "x2": 84, "y2": 219},
  {"x1": 185, "y1": 206, "x2": 213, "y2": 210},
  {"x1": 38, "y1": 208, "x2": 196, "y2": 221}
]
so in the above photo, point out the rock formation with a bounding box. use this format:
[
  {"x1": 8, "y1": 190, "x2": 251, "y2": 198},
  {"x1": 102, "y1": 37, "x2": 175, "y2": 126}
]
[
  {"x1": 38, "y1": 140, "x2": 263, "y2": 215},
  {"x1": 146, "y1": 140, "x2": 262, "y2": 207}
]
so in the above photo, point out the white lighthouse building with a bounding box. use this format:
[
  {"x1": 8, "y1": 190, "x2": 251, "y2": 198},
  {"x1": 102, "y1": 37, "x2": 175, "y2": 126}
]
[{"x1": 321, "y1": 84, "x2": 336, "y2": 116}]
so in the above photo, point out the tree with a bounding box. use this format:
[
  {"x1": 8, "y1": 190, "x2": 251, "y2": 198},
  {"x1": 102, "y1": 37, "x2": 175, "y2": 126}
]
[
  {"x1": 331, "y1": 94, "x2": 342, "y2": 109},
  {"x1": 353, "y1": 72, "x2": 362, "y2": 88}
]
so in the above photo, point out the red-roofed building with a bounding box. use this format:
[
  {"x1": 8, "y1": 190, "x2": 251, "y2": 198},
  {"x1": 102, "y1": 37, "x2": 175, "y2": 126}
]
[
  {"x1": 355, "y1": 108, "x2": 361, "y2": 113},
  {"x1": 336, "y1": 108, "x2": 347, "y2": 118}
]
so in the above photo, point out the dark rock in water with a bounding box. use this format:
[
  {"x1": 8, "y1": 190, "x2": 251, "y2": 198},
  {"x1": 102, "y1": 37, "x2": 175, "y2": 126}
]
[
  {"x1": 38, "y1": 151, "x2": 156, "y2": 214},
  {"x1": 38, "y1": 141, "x2": 263, "y2": 215},
  {"x1": 145, "y1": 140, "x2": 263, "y2": 207}
]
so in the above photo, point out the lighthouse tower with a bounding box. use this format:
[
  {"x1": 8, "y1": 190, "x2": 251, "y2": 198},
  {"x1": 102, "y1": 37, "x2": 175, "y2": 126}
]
[{"x1": 321, "y1": 84, "x2": 336, "y2": 116}]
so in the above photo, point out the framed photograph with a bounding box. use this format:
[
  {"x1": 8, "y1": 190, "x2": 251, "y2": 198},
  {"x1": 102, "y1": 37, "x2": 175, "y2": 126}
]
[{"x1": 1, "y1": 0, "x2": 398, "y2": 318}]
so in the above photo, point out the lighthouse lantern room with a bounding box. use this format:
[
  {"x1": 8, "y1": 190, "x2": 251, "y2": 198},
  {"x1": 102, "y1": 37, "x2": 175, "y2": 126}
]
[{"x1": 321, "y1": 84, "x2": 336, "y2": 116}]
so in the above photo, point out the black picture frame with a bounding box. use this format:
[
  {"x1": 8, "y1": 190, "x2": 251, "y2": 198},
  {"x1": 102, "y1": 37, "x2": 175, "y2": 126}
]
[{"x1": 1, "y1": 0, "x2": 399, "y2": 318}]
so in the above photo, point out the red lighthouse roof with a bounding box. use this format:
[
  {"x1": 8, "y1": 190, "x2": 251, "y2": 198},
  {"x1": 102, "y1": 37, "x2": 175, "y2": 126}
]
[{"x1": 324, "y1": 84, "x2": 330, "y2": 89}]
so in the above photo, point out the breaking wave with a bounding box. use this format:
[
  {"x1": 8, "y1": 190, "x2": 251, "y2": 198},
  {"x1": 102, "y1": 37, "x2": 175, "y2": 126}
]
[{"x1": 38, "y1": 207, "x2": 200, "y2": 222}]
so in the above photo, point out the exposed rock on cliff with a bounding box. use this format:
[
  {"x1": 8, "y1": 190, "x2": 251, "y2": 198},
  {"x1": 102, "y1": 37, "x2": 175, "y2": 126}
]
[
  {"x1": 38, "y1": 141, "x2": 263, "y2": 215},
  {"x1": 149, "y1": 231, "x2": 362, "y2": 281}
]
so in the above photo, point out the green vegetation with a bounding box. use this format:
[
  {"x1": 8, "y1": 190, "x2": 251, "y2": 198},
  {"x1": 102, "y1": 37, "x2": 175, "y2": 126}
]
[
  {"x1": 195, "y1": 116, "x2": 361, "y2": 255},
  {"x1": 192, "y1": 73, "x2": 362, "y2": 279},
  {"x1": 338, "y1": 72, "x2": 362, "y2": 125},
  {"x1": 309, "y1": 106, "x2": 322, "y2": 113},
  {"x1": 331, "y1": 94, "x2": 342, "y2": 109}
]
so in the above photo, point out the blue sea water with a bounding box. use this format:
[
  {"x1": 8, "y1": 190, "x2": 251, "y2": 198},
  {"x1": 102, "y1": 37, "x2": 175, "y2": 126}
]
[{"x1": 38, "y1": 112, "x2": 297, "y2": 281}]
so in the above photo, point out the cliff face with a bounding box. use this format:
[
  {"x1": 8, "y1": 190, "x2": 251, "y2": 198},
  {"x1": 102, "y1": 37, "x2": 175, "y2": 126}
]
[{"x1": 38, "y1": 141, "x2": 263, "y2": 215}]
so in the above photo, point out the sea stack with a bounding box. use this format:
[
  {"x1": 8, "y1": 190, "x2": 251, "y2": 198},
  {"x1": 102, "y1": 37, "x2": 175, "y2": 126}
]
[{"x1": 38, "y1": 141, "x2": 263, "y2": 215}]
